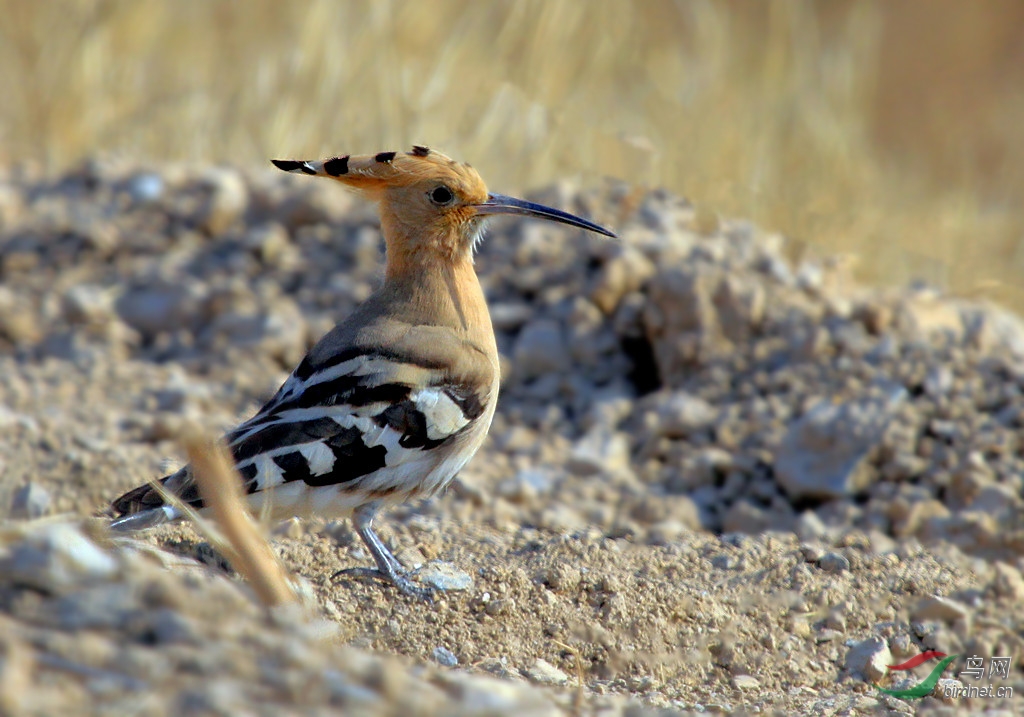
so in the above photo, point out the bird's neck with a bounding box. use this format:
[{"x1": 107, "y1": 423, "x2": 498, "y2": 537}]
[
  {"x1": 381, "y1": 219, "x2": 466, "y2": 277},
  {"x1": 381, "y1": 234, "x2": 493, "y2": 343}
]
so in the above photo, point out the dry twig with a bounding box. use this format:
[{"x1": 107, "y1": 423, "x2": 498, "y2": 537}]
[{"x1": 179, "y1": 424, "x2": 297, "y2": 608}]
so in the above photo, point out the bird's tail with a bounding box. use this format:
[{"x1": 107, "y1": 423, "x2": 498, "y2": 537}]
[
  {"x1": 108, "y1": 505, "x2": 181, "y2": 532},
  {"x1": 107, "y1": 467, "x2": 193, "y2": 532}
]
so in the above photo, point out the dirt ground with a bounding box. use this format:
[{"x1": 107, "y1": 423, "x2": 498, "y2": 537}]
[{"x1": 1, "y1": 160, "x2": 1022, "y2": 715}]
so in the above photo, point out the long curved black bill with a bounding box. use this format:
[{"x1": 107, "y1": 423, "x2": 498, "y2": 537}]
[{"x1": 475, "y1": 193, "x2": 616, "y2": 238}]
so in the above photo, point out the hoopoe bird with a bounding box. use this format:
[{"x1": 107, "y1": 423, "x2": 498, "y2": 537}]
[{"x1": 109, "y1": 146, "x2": 615, "y2": 598}]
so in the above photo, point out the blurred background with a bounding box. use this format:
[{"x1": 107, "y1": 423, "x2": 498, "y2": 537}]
[{"x1": 2, "y1": 0, "x2": 1023, "y2": 303}]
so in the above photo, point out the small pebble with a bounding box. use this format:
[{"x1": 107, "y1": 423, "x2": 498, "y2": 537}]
[
  {"x1": 732, "y1": 674, "x2": 760, "y2": 690},
  {"x1": 5, "y1": 524, "x2": 119, "y2": 593},
  {"x1": 526, "y1": 658, "x2": 569, "y2": 685},
  {"x1": 128, "y1": 172, "x2": 165, "y2": 202},
  {"x1": 415, "y1": 562, "x2": 473, "y2": 591},
  {"x1": 844, "y1": 636, "x2": 891, "y2": 683},
  {"x1": 911, "y1": 595, "x2": 970, "y2": 624},
  {"x1": 431, "y1": 646, "x2": 458, "y2": 667},
  {"x1": 710, "y1": 553, "x2": 738, "y2": 570},
  {"x1": 10, "y1": 483, "x2": 50, "y2": 520},
  {"x1": 817, "y1": 552, "x2": 850, "y2": 574}
]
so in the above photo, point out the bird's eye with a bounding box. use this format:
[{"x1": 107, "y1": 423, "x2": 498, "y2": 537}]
[{"x1": 429, "y1": 186, "x2": 455, "y2": 206}]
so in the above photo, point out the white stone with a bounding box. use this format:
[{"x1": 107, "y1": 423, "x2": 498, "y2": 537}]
[
  {"x1": 844, "y1": 636, "x2": 891, "y2": 683},
  {"x1": 415, "y1": 562, "x2": 473, "y2": 591},
  {"x1": 526, "y1": 658, "x2": 569, "y2": 685}
]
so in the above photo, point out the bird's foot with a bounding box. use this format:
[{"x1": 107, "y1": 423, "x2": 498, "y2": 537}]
[
  {"x1": 340, "y1": 502, "x2": 436, "y2": 600},
  {"x1": 332, "y1": 565, "x2": 435, "y2": 601}
]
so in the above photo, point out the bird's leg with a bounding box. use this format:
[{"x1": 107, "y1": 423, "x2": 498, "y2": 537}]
[{"x1": 332, "y1": 502, "x2": 434, "y2": 600}]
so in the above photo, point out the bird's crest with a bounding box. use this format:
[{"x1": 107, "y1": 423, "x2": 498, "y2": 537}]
[
  {"x1": 272, "y1": 145, "x2": 617, "y2": 244},
  {"x1": 271, "y1": 146, "x2": 487, "y2": 202}
]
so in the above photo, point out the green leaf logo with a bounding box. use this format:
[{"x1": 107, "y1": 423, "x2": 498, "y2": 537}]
[{"x1": 879, "y1": 654, "x2": 959, "y2": 700}]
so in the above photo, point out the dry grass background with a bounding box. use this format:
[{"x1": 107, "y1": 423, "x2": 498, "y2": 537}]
[{"x1": 2, "y1": 0, "x2": 1024, "y2": 303}]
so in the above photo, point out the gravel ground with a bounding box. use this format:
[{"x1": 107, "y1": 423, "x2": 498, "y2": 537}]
[{"x1": 1, "y1": 159, "x2": 1022, "y2": 715}]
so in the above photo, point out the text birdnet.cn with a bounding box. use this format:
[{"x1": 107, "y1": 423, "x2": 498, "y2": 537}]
[{"x1": 109, "y1": 146, "x2": 616, "y2": 599}]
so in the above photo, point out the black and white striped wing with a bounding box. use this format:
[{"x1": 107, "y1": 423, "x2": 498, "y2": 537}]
[{"x1": 221, "y1": 350, "x2": 485, "y2": 507}]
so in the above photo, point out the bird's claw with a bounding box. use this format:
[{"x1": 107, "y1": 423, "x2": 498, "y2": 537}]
[{"x1": 332, "y1": 566, "x2": 435, "y2": 601}]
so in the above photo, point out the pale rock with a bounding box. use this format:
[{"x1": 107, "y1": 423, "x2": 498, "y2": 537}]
[
  {"x1": 866, "y1": 530, "x2": 897, "y2": 556},
  {"x1": 761, "y1": 254, "x2": 795, "y2": 286},
  {"x1": 732, "y1": 674, "x2": 760, "y2": 690},
  {"x1": 611, "y1": 291, "x2": 647, "y2": 338},
  {"x1": 62, "y1": 284, "x2": 117, "y2": 325},
  {"x1": 582, "y1": 390, "x2": 633, "y2": 431},
  {"x1": 526, "y1": 658, "x2": 569, "y2": 685},
  {"x1": 912, "y1": 596, "x2": 970, "y2": 624},
  {"x1": 203, "y1": 297, "x2": 308, "y2": 367},
  {"x1": 652, "y1": 391, "x2": 717, "y2": 437},
  {"x1": 799, "y1": 544, "x2": 825, "y2": 562},
  {"x1": 567, "y1": 427, "x2": 631, "y2": 476},
  {"x1": 10, "y1": 483, "x2": 50, "y2": 520},
  {"x1": 0, "y1": 406, "x2": 39, "y2": 433},
  {"x1": 496, "y1": 468, "x2": 555, "y2": 503},
  {"x1": 260, "y1": 298, "x2": 309, "y2": 366},
  {"x1": 244, "y1": 222, "x2": 297, "y2": 267},
  {"x1": 544, "y1": 563, "x2": 580, "y2": 592},
  {"x1": 3, "y1": 523, "x2": 119, "y2": 594},
  {"x1": 844, "y1": 637, "x2": 891, "y2": 683},
  {"x1": 963, "y1": 302, "x2": 1024, "y2": 356},
  {"x1": 537, "y1": 505, "x2": 587, "y2": 533},
  {"x1": 431, "y1": 646, "x2": 458, "y2": 667},
  {"x1": 713, "y1": 274, "x2": 765, "y2": 341},
  {"x1": 589, "y1": 247, "x2": 655, "y2": 314},
  {"x1": 895, "y1": 292, "x2": 964, "y2": 343},
  {"x1": 0, "y1": 182, "x2": 25, "y2": 228},
  {"x1": 795, "y1": 510, "x2": 829, "y2": 542},
  {"x1": 882, "y1": 452, "x2": 928, "y2": 482},
  {"x1": 633, "y1": 492, "x2": 678, "y2": 526},
  {"x1": 890, "y1": 498, "x2": 950, "y2": 538},
  {"x1": 127, "y1": 172, "x2": 164, "y2": 202},
  {"x1": 796, "y1": 262, "x2": 824, "y2": 292},
  {"x1": 722, "y1": 500, "x2": 773, "y2": 535},
  {"x1": 776, "y1": 388, "x2": 906, "y2": 501},
  {"x1": 116, "y1": 282, "x2": 208, "y2": 337},
  {"x1": 513, "y1": 319, "x2": 569, "y2": 381},
  {"x1": 278, "y1": 181, "x2": 356, "y2": 228},
  {"x1": 646, "y1": 518, "x2": 697, "y2": 545},
  {"x1": 643, "y1": 267, "x2": 727, "y2": 384},
  {"x1": 489, "y1": 302, "x2": 534, "y2": 332},
  {"x1": 923, "y1": 365, "x2": 954, "y2": 398},
  {"x1": 991, "y1": 563, "x2": 1024, "y2": 600},
  {"x1": 415, "y1": 562, "x2": 473, "y2": 591},
  {"x1": 439, "y1": 670, "x2": 556, "y2": 712},
  {"x1": 968, "y1": 483, "x2": 1022, "y2": 520},
  {"x1": 198, "y1": 167, "x2": 248, "y2": 235},
  {"x1": 0, "y1": 287, "x2": 41, "y2": 343},
  {"x1": 668, "y1": 447, "x2": 734, "y2": 492},
  {"x1": 817, "y1": 552, "x2": 850, "y2": 574}
]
